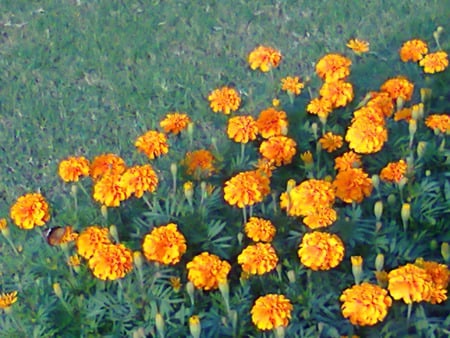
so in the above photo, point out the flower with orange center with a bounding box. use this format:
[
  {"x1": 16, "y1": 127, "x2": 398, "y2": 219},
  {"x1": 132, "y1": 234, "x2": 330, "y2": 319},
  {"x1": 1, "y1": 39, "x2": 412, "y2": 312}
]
[
  {"x1": 353, "y1": 106, "x2": 385, "y2": 125},
  {"x1": 58, "y1": 156, "x2": 90, "y2": 182},
  {"x1": 93, "y1": 173, "x2": 127, "y2": 207},
  {"x1": 251, "y1": 294, "x2": 293, "y2": 331},
  {"x1": 10, "y1": 193, "x2": 50, "y2": 230},
  {"x1": 227, "y1": 115, "x2": 258, "y2": 143},
  {"x1": 306, "y1": 97, "x2": 333, "y2": 118},
  {"x1": 76, "y1": 225, "x2": 111, "y2": 259},
  {"x1": 366, "y1": 91, "x2": 395, "y2": 118},
  {"x1": 237, "y1": 243, "x2": 278, "y2": 275},
  {"x1": 319, "y1": 132, "x2": 343, "y2": 152},
  {"x1": 315, "y1": 53, "x2": 352, "y2": 82},
  {"x1": 419, "y1": 51, "x2": 448, "y2": 73},
  {"x1": 425, "y1": 114, "x2": 450, "y2": 133},
  {"x1": 224, "y1": 170, "x2": 270, "y2": 208},
  {"x1": 333, "y1": 168, "x2": 373, "y2": 203},
  {"x1": 340, "y1": 282, "x2": 392, "y2": 326},
  {"x1": 380, "y1": 160, "x2": 407, "y2": 183},
  {"x1": 319, "y1": 80, "x2": 354, "y2": 108},
  {"x1": 346, "y1": 117, "x2": 388, "y2": 154},
  {"x1": 248, "y1": 45, "x2": 282, "y2": 72},
  {"x1": 393, "y1": 107, "x2": 413, "y2": 122},
  {"x1": 281, "y1": 76, "x2": 304, "y2": 95},
  {"x1": 380, "y1": 76, "x2": 414, "y2": 101},
  {"x1": 300, "y1": 151, "x2": 314, "y2": 166},
  {"x1": 88, "y1": 243, "x2": 133, "y2": 280},
  {"x1": 90, "y1": 153, "x2": 126, "y2": 180},
  {"x1": 259, "y1": 135, "x2": 297, "y2": 166},
  {"x1": 334, "y1": 151, "x2": 362, "y2": 172},
  {"x1": 142, "y1": 223, "x2": 187, "y2": 265},
  {"x1": 0, "y1": 291, "x2": 18, "y2": 309},
  {"x1": 298, "y1": 231, "x2": 345, "y2": 270},
  {"x1": 184, "y1": 149, "x2": 216, "y2": 180},
  {"x1": 346, "y1": 38, "x2": 370, "y2": 55},
  {"x1": 118, "y1": 164, "x2": 159, "y2": 198},
  {"x1": 302, "y1": 207, "x2": 337, "y2": 229},
  {"x1": 399, "y1": 39, "x2": 428, "y2": 62},
  {"x1": 186, "y1": 252, "x2": 231, "y2": 290},
  {"x1": 415, "y1": 258, "x2": 449, "y2": 304},
  {"x1": 256, "y1": 107, "x2": 288, "y2": 139},
  {"x1": 135, "y1": 130, "x2": 169, "y2": 160},
  {"x1": 160, "y1": 112, "x2": 191, "y2": 135},
  {"x1": 244, "y1": 217, "x2": 276, "y2": 242},
  {"x1": 208, "y1": 86, "x2": 241, "y2": 115}
]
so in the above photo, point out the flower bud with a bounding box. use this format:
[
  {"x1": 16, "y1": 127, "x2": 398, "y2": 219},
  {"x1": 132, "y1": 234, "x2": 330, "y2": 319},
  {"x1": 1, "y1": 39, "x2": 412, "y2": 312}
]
[
  {"x1": 189, "y1": 316, "x2": 201, "y2": 338},
  {"x1": 186, "y1": 281, "x2": 195, "y2": 306},
  {"x1": 387, "y1": 194, "x2": 396, "y2": 206},
  {"x1": 109, "y1": 224, "x2": 119, "y2": 243},
  {"x1": 374, "y1": 201, "x2": 383, "y2": 221},
  {"x1": 53, "y1": 282, "x2": 63, "y2": 300},
  {"x1": 430, "y1": 239, "x2": 438, "y2": 250},
  {"x1": 311, "y1": 123, "x2": 318, "y2": 139},
  {"x1": 70, "y1": 184, "x2": 78, "y2": 199},
  {"x1": 286, "y1": 179, "x2": 296, "y2": 193},
  {"x1": 416, "y1": 141, "x2": 427, "y2": 159},
  {"x1": 375, "y1": 271, "x2": 388, "y2": 288},
  {"x1": 397, "y1": 177, "x2": 408, "y2": 191},
  {"x1": 371, "y1": 174, "x2": 380, "y2": 191},
  {"x1": 274, "y1": 326, "x2": 286, "y2": 338},
  {"x1": 420, "y1": 88, "x2": 432, "y2": 103},
  {"x1": 409, "y1": 119, "x2": 417, "y2": 141},
  {"x1": 280, "y1": 124, "x2": 288, "y2": 136},
  {"x1": 441, "y1": 242, "x2": 450, "y2": 262},
  {"x1": 351, "y1": 256, "x2": 363, "y2": 285},
  {"x1": 287, "y1": 270, "x2": 296, "y2": 284},
  {"x1": 133, "y1": 251, "x2": 144, "y2": 270},
  {"x1": 101, "y1": 205, "x2": 108, "y2": 221},
  {"x1": 155, "y1": 313, "x2": 165, "y2": 338},
  {"x1": 375, "y1": 253, "x2": 384, "y2": 272},
  {"x1": 401, "y1": 203, "x2": 411, "y2": 231},
  {"x1": 183, "y1": 181, "x2": 194, "y2": 207},
  {"x1": 396, "y1": 96, "x2": 404, "y2": 111}
]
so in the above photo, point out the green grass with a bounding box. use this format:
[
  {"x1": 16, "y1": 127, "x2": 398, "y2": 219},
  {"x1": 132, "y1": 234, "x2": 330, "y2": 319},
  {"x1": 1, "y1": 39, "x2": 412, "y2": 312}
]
[{"x1": 1, "y1": 1, "x2": 449, "y2": 337}]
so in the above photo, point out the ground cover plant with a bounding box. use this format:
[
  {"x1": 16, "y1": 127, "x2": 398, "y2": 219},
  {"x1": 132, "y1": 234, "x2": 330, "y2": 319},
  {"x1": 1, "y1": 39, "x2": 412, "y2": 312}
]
[{"x1": 0, "y1": 1, "x2": 449, "y2": 337}]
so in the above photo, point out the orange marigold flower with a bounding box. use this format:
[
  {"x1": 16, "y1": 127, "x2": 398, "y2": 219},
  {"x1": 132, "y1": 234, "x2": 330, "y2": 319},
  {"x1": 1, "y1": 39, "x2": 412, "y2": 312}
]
[
  {"x1": 227, "y1": 115, "x2": 258, "y2": 143},
  {"x1": 319, "y1": 80, "x2": 354, "y2": 108},
  {"x1": 259, "y1": 135, "x2": 297, "y2": 166},
  {"x1": 184, "y1": 149, "x2": 216, "y2": 180},
  {"x1": 118, "y1": 164, "x2": 159, "y2": 198},
  {"x1": 251, "y1": 294, "x2": 293, "y2": 331},
  {"x1": 135, "y1": 130, "x2": 169, "y2": 160},
  {"x1": 333, "y1": 168, "x2": 373, "y2": 203},
  {"x1": 416, "y1": 258, "x2": 449, "y2": 304},
  {"x1": 186, "y1": 252, "x2": 231, "y2": 290},
  {"x1": 208, "y1": 86, "x2": 241, "y2": 114},
  {"x1": 334, "y1": 151, "x2": 362, "y2": 172},
  {"x1": 10, "y1": 193, "x2": 50, "y2": 230},
  {"x1": 281, "y1": 76, "x2": 304, "y2": 95},
  {"x1": 68, "y1": 254, "x2": 81, "y2": 267},
  {"x1": 319, "y1": 132, "x2": 343, "y2": 152},
  {"x1": 248, "y1": 45, "x2": 282, "y2": 72},
  {"x1": 367, "y1": 91, "x2": 394, "y2": 118},
  {"x1": 254, "y1": 158, "x2": 276, "y2": 178},
  {"x1": 88, "y1": 243, "x2": 133, "y2": 280},
  {"x1": 0, "y1": 291, "x2": 18, "y2": 309},
  {"x1": 76, "y1": 225, "x2": 111, "y2": 259},
  {"x1": 425, "y1": 114, "x2": 450, "y2": 133},
  {"x1": 300, "y1": 151, "x2": 314, "y2": 165},
  {"x1": 90, "y1": 153, "x2": 126, "y2": 180},
  {"x1": 298, "y1": 231, "x2": 345, "y2": 271},
  {"x1": 399, "y1": 39, "x2": 428, "y2": 62},
  {"x1": 160, "y1": 112, "x2": 191, "y2": 135},
  {"x1": 224, "y1": 170, "x2": 270, "y2": 208},
  {"x1": 380, "y1": 76, "x2": 414, "y2": 101},
  {"x1": 142, "y1": 223, "x2": 187, "y2": 265},
  {"x1": 346, "y1": 117, "x2": 388, "y2": 154},
  {"x1": 244, "y1": 217, "x2": 276, "y2": 242},
  {"x1": 419, "y1": 51, "x2": 448, "y2": 74},
  {"x1": 302, "y1": 207, "x2": 337, "y2": 229},
  {"x1": 256, "y1": 107, "x2": 288, "y2": 139},
  {"x1": 0, "y1": 218, "x2": 7, "y2": 231},
  {"x1": 352, "y1": 106, "x2": 385, "y2": 125},
  {"x1": 237, "y1": 243, "x2": 278, "y2": 275},
  {"x1": 380, "y1": 160, "x2": 407, "y2": 183},
  {"x1": 93, "y1": 173, "x2": 127, "y2": 207},
  {"x1": 388, "y1": 264, "x2": 434, "y2": 304},
  {"x1": 58, "y1": 156, "x2": 90, "y2": 182},
  {"x1": 315, "y1": 53, "x2": 352, "y2": 82},
  {"x1": 393, "y1": 107, "x2": 413, "y2": 122},
  {"x1": 306, "y1": 97, "x2": 333, "y2": 118},
  {"x1": 340, "y1": 282, "x2": 392, "y2": 326},
  {"x1": 346, "y1": 38, "x2": 370, "y2": 55}
]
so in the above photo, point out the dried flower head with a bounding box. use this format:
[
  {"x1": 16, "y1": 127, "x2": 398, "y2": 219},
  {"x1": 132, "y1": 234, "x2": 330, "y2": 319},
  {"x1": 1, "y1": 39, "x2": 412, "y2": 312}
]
[
  {"x1": 186, "y1": 252, "x2": 231, "y2": 290},
  {"x1": 237, "y1": 242, "x2": 278, "y2": 275},
  {"x1": 251, "y1": 294, "x2": 293, "y2": 331},
  {"x1": 208, "y1": 86, "x2": 241, "y2": 115},
  {"x1": 256, "y1": 107, "x2": 288, "y2": 139},
  {"x1": 244, "y1": 217, "x2": 276, "y2": 242},
  {"x1": 248, "y1": 45, "x2": 282, "y2": 72},
  {"x1": 90, "y1": 153, "x2": 126, "y2": 180},
  {"x1": 58, "y1": 156, "x2": 90, "y2": 182},
  {"x1": 135, "y1": 130, "x2": 169, "y2": 160},
  {"x1": 10, "y1": 193, "x2": 50, "y2": 230},
  {"x1": 227, "y1": 115, "x2": 258, "y2": 143},
  {"x1": 399, "y1": 39, "x2": 428, "y2": 62},
  {"x1": 88, "y1": 243, "x2": 133, "y2": 280},
  {"x1": 160, "y1": 112, "x2": 191, "y2": 135}
]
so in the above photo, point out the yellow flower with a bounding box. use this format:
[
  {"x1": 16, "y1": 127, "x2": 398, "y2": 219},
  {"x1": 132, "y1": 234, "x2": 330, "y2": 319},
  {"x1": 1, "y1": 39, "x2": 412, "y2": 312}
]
[
  {"x1": 208, "y1": 86, "x2": 241, "y2": 115},
  {"x1": 259, "y1": 135, "x2": 297, "y2": 166},
  {"x1": 334, "y1": 151, "x2": 362, "y2": 172},
  {"x1": 388, "y1": 263, "x2": 433, "y2": 304},
  {"x1": 394, "y1": 107, "x2": 413, "y2": 122},
  {"x1": 319, "y1": 132, "x2": 343, "y2": 152},
  {"x1": 306, "y1": 97, "x2": 333, "y2": 118},
  {"x1": 0, "y1": 218, "x2": 7, "y2": 231},
  {"x1": 340, "y1": 283, "x2": 392, "y2": 326},
  {"x1": 419, "y1": 51, "x2": 448, "y2": 73},
  {"x1": 118, "y1": 164, "x2": 159, "y2": 198},
  {"x1": 346, "y1": 38, "x2": 370, "y2": 55},
  {"x1": 227, "y1": 115, "x2": 258, "y2": 143},
  {"x1": 186, "y1": 252, "x2": 231, "y2": 291},
  {"x1": 160, "y1": 112, "x2": 191, "y2": 135},
  {"x1": 380, "y1": 160, "x2": 407, "y2": 183},
  {"x1": 184, "y1": 149, "x2": 216, "y2": 180},
  {"x1": 281, "y1": 76, "x2": 304, "y2": 95},
  {"x1": 76, "y1": 225, "x2": 111, "y2": 259},
  {"x1": 302, "y1": 207, "x2": 337, "y2": 230},
  {"x1": 10, "y1": 193, "x2": 50, "y2": 230},
  {"x1": 298, "y1": 231, "x2": 345, "y2": 271},
  {"x1": 248, "y1": 45, "x2": 282, "y2": 72},
  {"x1": 224, "y1": 170, "x2": 270, "y2": 208},
  {"x1": 345, "y1": 116, "x2": 387, "y2": 154},
  {"x1": 256, "y1": 107, "x2": 288, "y2": 139},
  {"x1": 366, "y1": 91, "x2": 394, "y2": 118},
  {"x1": 142, "y1": 223, "x2": 187, "y2": 265},
  {"x1": 300, "y1": 151, "x2": 314, "y2": 165},
  {"x1": 251, "y1": 294, "x2": 293, "y2": 331},
  {"x1": 68, "y1": 254, "x2": 81, "y2": 267},
  {"x1": 319, "y1": 80, "x2": 354, "y2": 108},
  {"x1": 244, "y1": 217, "x2": 276, "y2": 242},
  {"x1": 399, "y1": 39, "x2": 428, "y2": 62},
  {"x1": 380, "y1": 76, "x2": 414, "y2": 101},
  {"x1": 0, "y1": 291, "x2": 18, "y2": 309},
  {"x1": 333, "y1": 168, "x2": 373, "y2": 204},
  {"x1": 315, "y1": 53, "x2": 352, "y2": 82},
  {"x1": 93, "y1": 173, "x2": 127, "y2": 207},
  {"x1": 88, "y1": 243, "x2": 133, "y2": 280},
  {"x1": 58, "y1": 156, "x2": 90, "y2": 182},
  {"x1": 425, "y1": 114, "x2": 450, "y2": 133},
  {"x1": 237, "y1": 243, "x2": 278, "y2": 275},
  {"x1": 170, "y1": 277, "x2": 182, "y2": 292},
  {"x1": 90, "y1": 153, "x2": 126, "y2": 180},
  {"x1": 135, "y1": 130, "x2": 169, "y2": 160}
]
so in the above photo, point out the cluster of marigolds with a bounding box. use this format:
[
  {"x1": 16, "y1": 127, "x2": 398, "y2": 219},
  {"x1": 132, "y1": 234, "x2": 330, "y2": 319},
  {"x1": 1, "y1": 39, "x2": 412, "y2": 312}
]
[{"x1": 1, "y1": 33, "x2": 449, "y2": 335}]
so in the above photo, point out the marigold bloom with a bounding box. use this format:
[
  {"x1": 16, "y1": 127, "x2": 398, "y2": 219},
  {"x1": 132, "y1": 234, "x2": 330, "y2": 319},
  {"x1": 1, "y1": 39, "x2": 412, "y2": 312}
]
[
  {"x1": 346, "y1": 117, "x2": 388, "y2": 154},
  {"x1": 244, "y1": 217, "x2": 276, "y2": 242},
  {"x1": 380, "y1": 160, "x2": 407, "y2": 183},
  {"x1": 208, "y1": 86, "x2": 241, "y2": 114},
  {"x1": 298, "y1": 232, "x2": 345, "y2": 271},
  {"x1": 340, "y1": 283, "x2": 392, "y2": 326},
  {"x1": 306, "y1": 97, "x2": 333, "y2": 117},
  {"x1": 184, "y1": 149, "x2": 216, "y2": 179},
  {"x1": 334, "y1": 151, "x2": 362, "y2": 172},
  {"x1": 118, "y1": 164, "x2": 159, "y2": 198},
  {"x1": 135, "y1": 130, "x2": 169, "y2": 160},
  {"x1": 319, "y1": 132, "x2": 343, "y2": 152},
  {"x1": 227, "y1": 115, "x2": 258, "y2": 143},
  {"x1": 319, "y1": 80, "x2": 354, "y2": 108},
  {"x1": 315, "y1": 53, "x2": 352, "y2": 82},
  {"x1": 0, "y1": 218, "x2": 7, "y2": 231},
  {"x1": 367, "y1": 91, "x2": 394, "y2": 118},
  {"x1": 93, "y1": 173, "x2": 127, "y2": 207},
  {"x1": 76, "y1": 225, "x2": 111, "y2": 259},
  {"x1": 353, "y1": 106, "x2": 385, "y2": 125},
  {"x1": 302, "y1": 207, "x2": 337, "y2": 229},
  {"x1": 419, "y1": 51, "x2": 448, "y2": 73},
  {"x1": 90, "y1": 153, "x2": 126, "y2": 180},
  {"x1": 248, "y1": 45, "x2": 282, "y2": 72},
  {"x1": 425, "y1": 114, "x2": 450, "y2": 133},
  {"x1": 186, "y1": 252, "x2": 231, "y2": 290},
  {"x1": 281, "y1": 76, "x2": 304, "y2": 95},
  {"x1": 254, "y1": 158, "x2": 276, "y2": 178},
  {"x1": 251, "y1": 294, "x2": 293, "y2": 331},
  {"x1": 68, "y1": 254, "x2": 81, "y2": 267},
  {"x1": 380, "y1": 76, "x2": 414, "y2": 101},
  {"x1": 399, "y1": 39, "x2": 428, "y2": 62},
  {"x1": 416, "y1": 258, "x2": 449, "y2": 304},
  {"x1": 237, "y1": 243, "x2": 278, "y2": 275},
  {"x1": 88, "y1": 243, "x2": 133, "y2": 280},
  {"x1": 142, "y1": 223, "x2": 187, "y2": 265},
  {"x1": 300, "y1": 151, "x2": 314, "y2": 165},
  {"x1": 259, "y1": 135, "x2": 297, "y2": 166},
  {"x1": 170, "y1": 277, "x2": 182, "y2": 292},
  {"x1": 160, "y1": 112, "x2": 191, "y2": 135},
  {"x1": 346, "y1": 38, "x2": 370, "y2": 55},
  {"x1": 58, "y1": 156, "x2": 90, "y2": 182},
  {"x1": 0, "y1": 291, "x2": 18, "y2": 309},
  {"x1": 224, "y1": 170, "x2": 270, "y2": 208},
  {"x1": 10, "y1": 193, "x2": 50, "y2": 230},
  {"x1": 333, "y1": 168, "x2": 373, "y2": 203},
  {"x1": 393, "y1": 107, "x2": 413, "y2": 122},
  {"x1": 256, "y1": 107, "x2": 288, "y2": 139}
]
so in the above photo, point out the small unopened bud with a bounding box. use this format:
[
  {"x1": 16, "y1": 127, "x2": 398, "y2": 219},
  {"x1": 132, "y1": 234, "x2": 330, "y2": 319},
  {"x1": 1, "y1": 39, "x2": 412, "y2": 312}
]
[
  {"x1": 409, "y1": 119, "x2": 417, "y2": 141},
  {"x1": 183, "y1": 181, "x2": 194, "y2": 207},
  {"x1": 286, "y1": 179, "x2": 296, "y2": 193},
  {"x1": 274, "y1": 326, "x2": 286, "y2": 338},
  {"x1": 132, "y1": 327, "x2": 146, "y2": 338},
  {"x1": 287, "y1": 270, "x2": 296, "y2": 284},
  {"x1": 430, "y1": 239, "x2": 438, "y2": 250},
  {"x1": 272, "y1": 98, "x2": 280, "y2": 107},
  {"x1": 420, "y1": 88, "x2": 432, "y2": 103},
  {"x1": 189, "y1": 316, "x2": 201, "y2": 338},
  {"x1": 387, "y1": 194, "x2": 396, "y2": 206},
  {"x1": 170, "y1": 163, "x2": 178, "y2": 181},
  {"x1": 311, "y1": 123, "x2": 318, "y2": 139},
  {"x1": 374, "y1": 201, "x2": 383, "y2": 221},
  {"x1": 375, "y1": 271, "x2": 389, "y2": 288},
  {"x1": 425, "y1": 170, "x2": 431, "y2": 177},
  {"x1": 53, "y1": 282, "x2": 63, "y2": 300},
  {"x1": 371, "y1": 174, "x2": 380, "y2": 191},
  {"x1": 101, "y1": 205, "x2": 108, "y2": 220},
  {"x1": 416, "y1": 141, "x2": 427, "y2": 159},
  {"x1": 70, "y1": 184, "x2": 78, "y2": 198},
  {"x1": 375, "y1": 254, "x2": 384, "y2": 272},
  {"x1": 186, "y1": 282, "x2": 195, "y2": 305},
  {"x1": 441, "y1": 242, "x2": 450, "y2": 262},
  {"x1": 319, "y1": 114, "x2": 327, "y2": 126},
  {"x1": 237, "y1": 232, "x2": 244, "y2": 245},
  {"x1": 397, "y1": 177, "x2": 408, "y2": 191},
  {"x1": 109, "y1": 225, "x2": 119, "y2": 243},
  {"x1": 396, "y1": 96, "x2": 404, "y2": 111},
  {"x1": 155, "y1": 313, "x2": 165, "y2": 338},
  {"x1": 133, "y1": 251, "x2": 144, "y2": 270},
  {"x1": 187, "y1": 122, "x2": 194, "y2": 139},
  {"x1": 351, "y1": 256, "x2": 363, "y2": 285},
  {"x1": 280, "y1": 124, "x2": 288, "y2": 135},
  {"x1": 401, "y1": 203, "x2": 411, "y2": 232}
]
